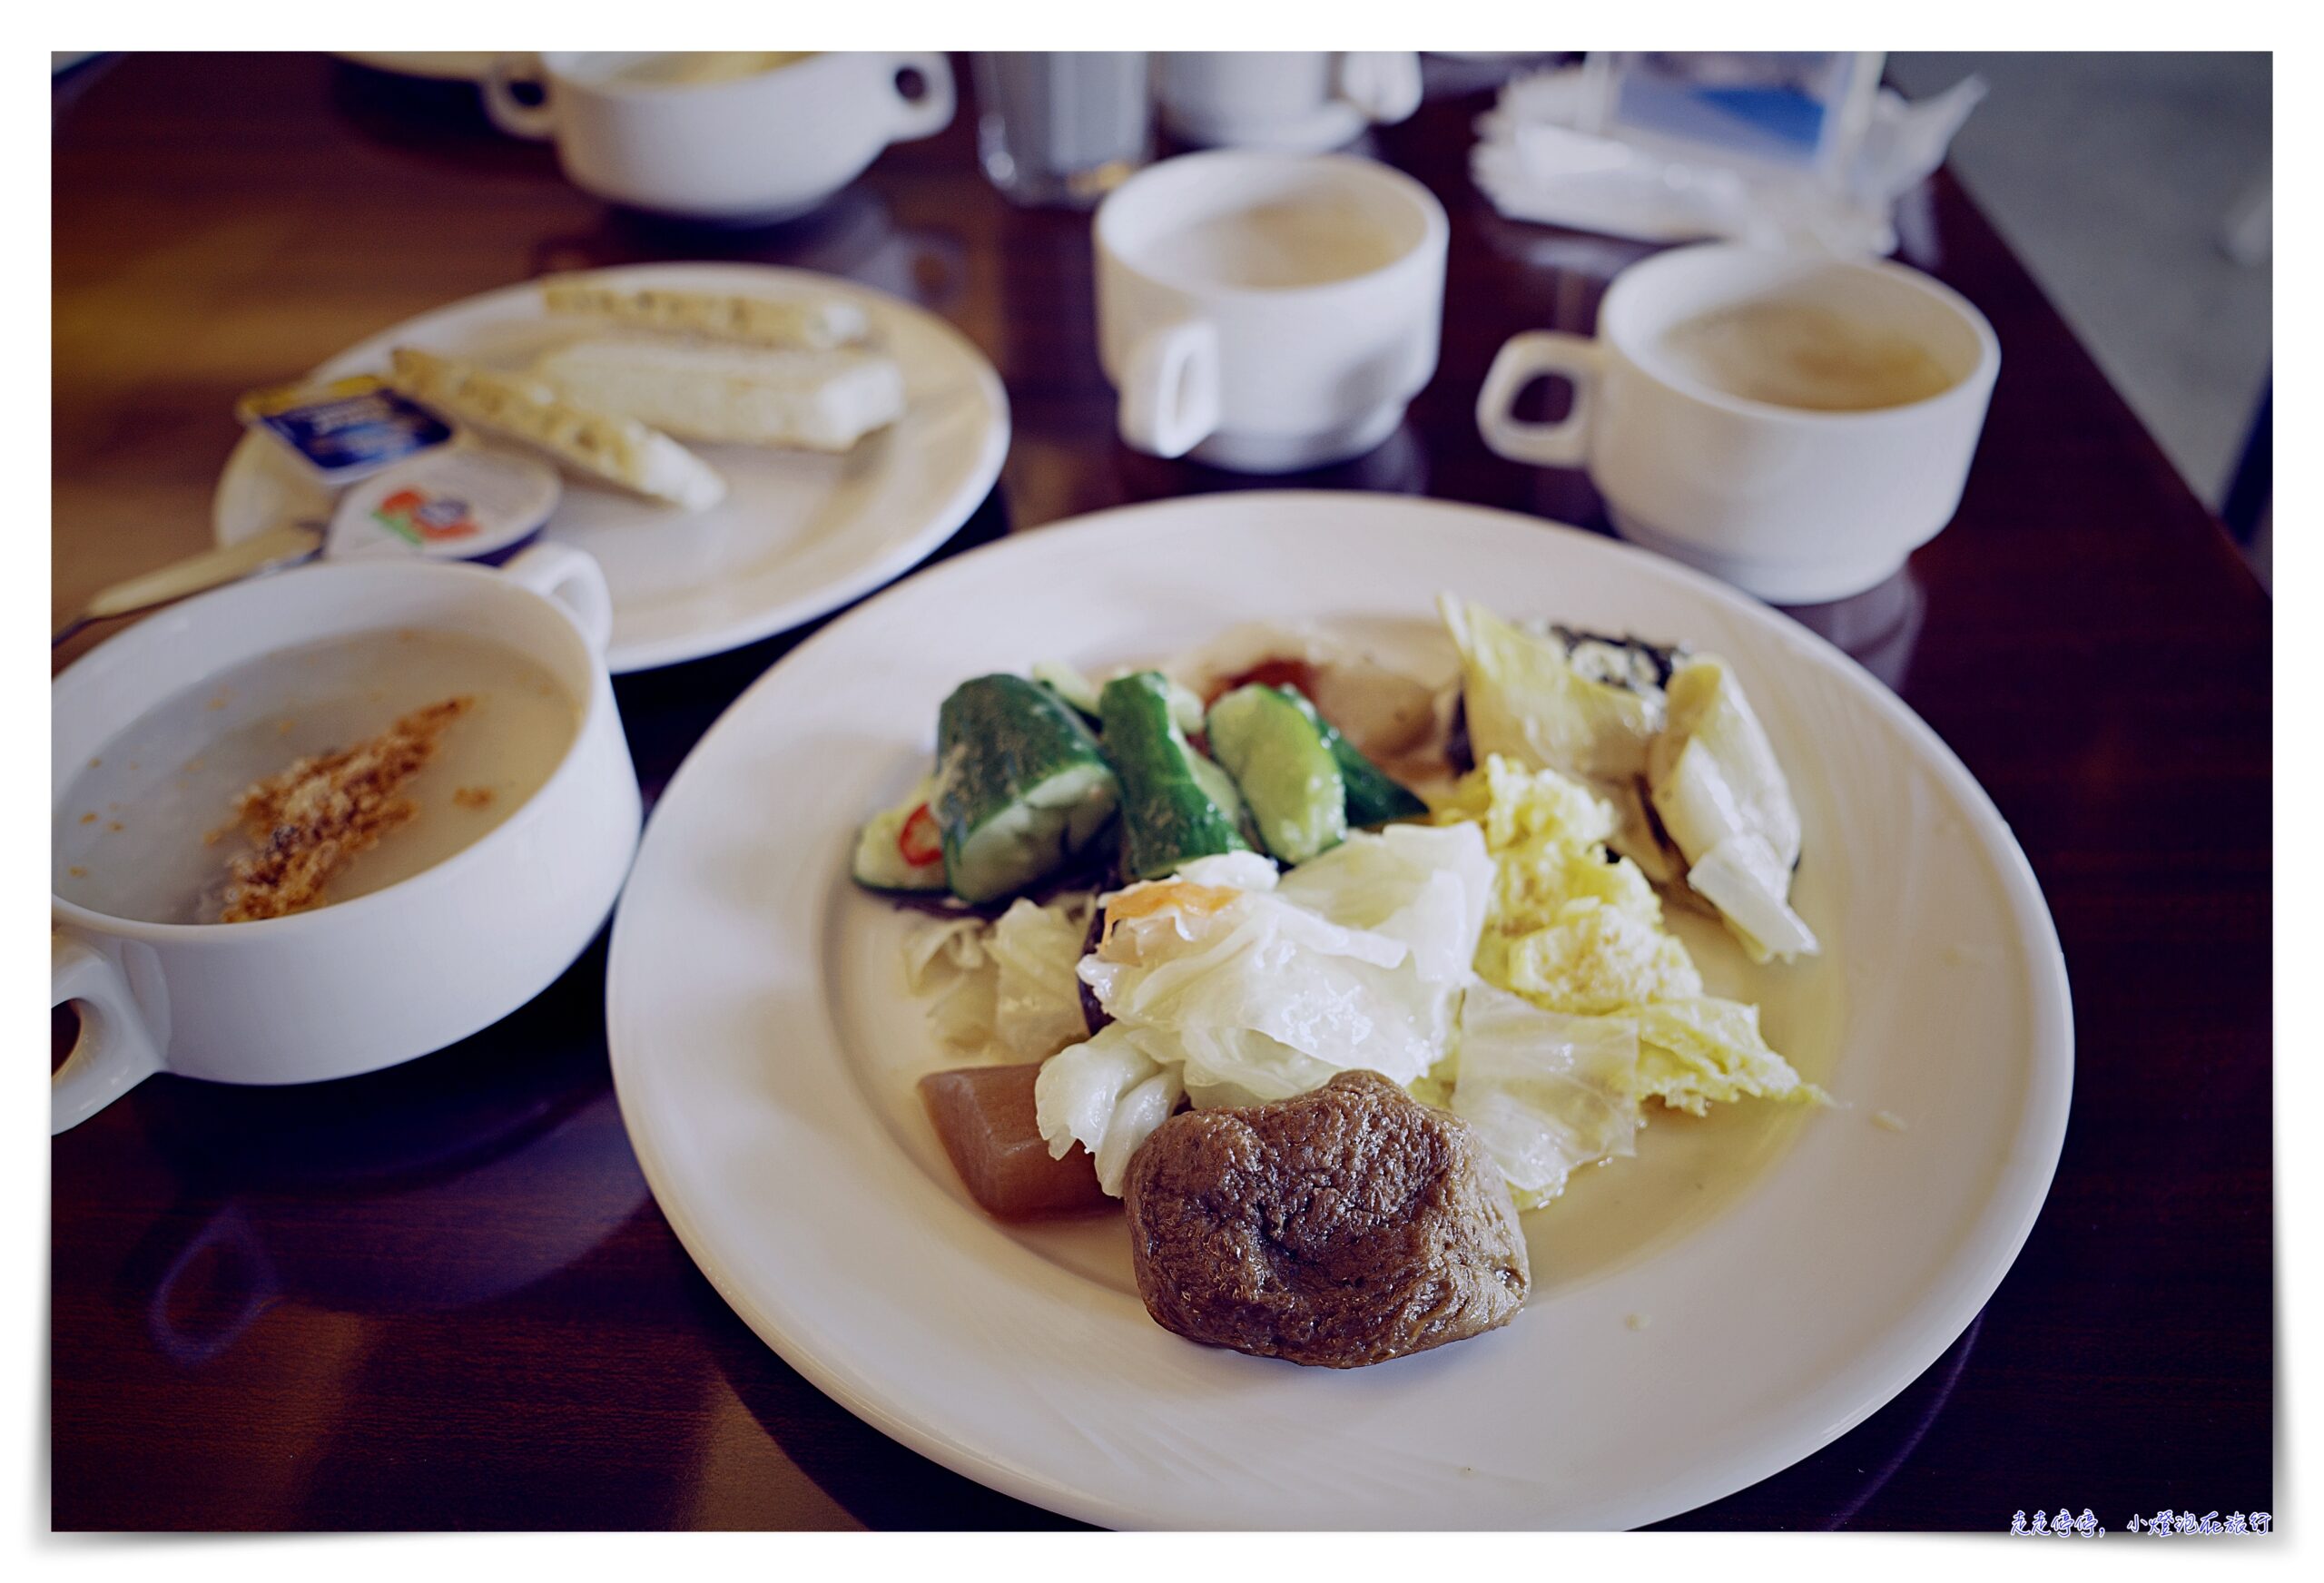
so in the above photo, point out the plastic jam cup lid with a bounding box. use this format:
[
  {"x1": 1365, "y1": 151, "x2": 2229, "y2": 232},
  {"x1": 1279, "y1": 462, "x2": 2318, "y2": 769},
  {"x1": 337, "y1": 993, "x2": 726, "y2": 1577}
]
[{"x1": 327, "y1": 444, "x2": 563, "y2": 566}]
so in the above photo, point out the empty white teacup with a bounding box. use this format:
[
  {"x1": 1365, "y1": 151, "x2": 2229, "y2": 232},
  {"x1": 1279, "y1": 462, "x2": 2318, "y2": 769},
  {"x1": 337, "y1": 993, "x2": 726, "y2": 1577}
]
[
  {"x1": 1157, "y1": 52, "x2": 1423, "y2": 152},
  {"x1": 1096, "y1": 150, "x2": 1448, "y2": 473},
  {"x1": 50, "y1": 546, "x2": 642, "y2": 1133},
  {"x1": 484, "y1": 51, "x2": 955, "y2": 223},
  {"x1": 1477, "y1": 243, "x2": 2000, "y2": 603}
]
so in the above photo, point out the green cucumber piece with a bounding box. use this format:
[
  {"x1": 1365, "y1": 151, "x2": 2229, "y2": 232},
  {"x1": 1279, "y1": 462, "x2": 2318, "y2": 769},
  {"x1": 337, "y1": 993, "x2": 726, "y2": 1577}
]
[
  {"x1": 1281, "y1": 685, "x2": 1429, "y2": 827},
  {"x1": 1185, "y1": 743, "x2": 1262, "y2": 851},
  {"x1": 1028, "y1": 660, "x2": 1200, "y2": 733},
  {"x1": 1098, "y1": 671, "x2": 1250, "y2": 880},
  {"x1": 852, "y1": 776, "x2": 948, "y2": 892},
  {"x1": 933, "y1": 675, "x2": 1120, "y2": 903},
  {"x1": 1029, "y1": 659, "x2": 1102, "y2": 721},
  {"x1": 1163, "y1": 676, "x2": 1208, "y2": 735},
  {"x1": 1206, "y1": 684, "x2": 1347, "y2": 864}
]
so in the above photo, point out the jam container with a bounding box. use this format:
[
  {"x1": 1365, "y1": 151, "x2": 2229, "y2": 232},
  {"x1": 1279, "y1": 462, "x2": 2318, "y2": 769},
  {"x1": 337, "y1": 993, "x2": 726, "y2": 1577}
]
[{"x1": 327, "y1": 445, "x2": 562, "y2": 565}]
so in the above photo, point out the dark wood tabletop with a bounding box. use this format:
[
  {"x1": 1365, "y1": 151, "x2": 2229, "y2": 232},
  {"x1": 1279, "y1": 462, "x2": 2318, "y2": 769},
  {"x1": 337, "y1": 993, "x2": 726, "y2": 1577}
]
[{"x1": 51, "y1": 53, "x2": 2272, "y2": 1532}]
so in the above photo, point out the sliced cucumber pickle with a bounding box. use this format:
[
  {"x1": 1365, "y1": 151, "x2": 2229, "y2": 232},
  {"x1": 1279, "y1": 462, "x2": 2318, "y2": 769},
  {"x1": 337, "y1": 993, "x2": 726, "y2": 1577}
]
[
  {"x1": 1206, "y1": 683, "x2": 1347, "y2": 864},
  {"x1": 1029, "y1": 658, "x2": 1102, "y2": 721},
  {"x1": 852, "y1": 777, "x2": 949, "y2": 893},
  {"x1": 933, "y1": 675, "x2": 1120, "y2": 904},
  {"x1": 1186, "y1": 745, "x2": 1262, "y2": 851},
  {"x1": 1279, "y1": 685, "x2": 1428, "y2": 828},
  {"x1": 1098, "y1": 671, "x2": 1250, "y2": 881}
]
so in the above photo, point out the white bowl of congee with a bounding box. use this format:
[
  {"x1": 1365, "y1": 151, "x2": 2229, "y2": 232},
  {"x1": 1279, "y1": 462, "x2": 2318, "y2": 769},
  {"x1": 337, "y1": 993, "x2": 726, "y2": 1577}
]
[{"x1": 50, "y1": 544, "x2": 641, "y2": 1132}]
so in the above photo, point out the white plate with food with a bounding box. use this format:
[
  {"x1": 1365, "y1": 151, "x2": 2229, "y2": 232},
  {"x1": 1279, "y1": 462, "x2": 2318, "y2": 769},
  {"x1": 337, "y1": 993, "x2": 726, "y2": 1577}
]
[
  {"x1": 604, "y1": 492, "x2": 2072, "y2": 1529},
  {"x1": 214, "y1": 262, "x2": 1009, "y2": 673}
]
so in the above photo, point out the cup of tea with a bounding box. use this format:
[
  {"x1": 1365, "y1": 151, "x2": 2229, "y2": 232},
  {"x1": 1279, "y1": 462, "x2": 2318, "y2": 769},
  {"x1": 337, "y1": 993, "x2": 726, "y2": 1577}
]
[
  {"x1": 1476, "y1": 243, "x2": 2000, "y2": 602},
  {"x1": 483, "y1": 51, "x2": 955, "y2": 223},
  {"x1": 1157, "y1": 53, "x2": 1423, "y2": 152},
  {"x1": 1096, "y1": 149, "x2": 1448, "y2": 474},
  {"x1": 50, "y1": 546, "x2": 641, "y2": 1132}
]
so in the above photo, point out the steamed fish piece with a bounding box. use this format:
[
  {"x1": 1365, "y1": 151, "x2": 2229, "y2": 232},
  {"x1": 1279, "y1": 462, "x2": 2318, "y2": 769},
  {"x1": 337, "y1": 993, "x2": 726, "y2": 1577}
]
[
  {"x1": 387, "y1": 348, "x2": 724, "y2": 508},
  {"x1": 540, "y1": 275, "x2": 871, "y2": 349},
  {"x1": 534, "y1": 339, "x2": 904, "y2": 451},
  {"x1": 1647, "y1": 655, "x2": 1819, "y2": 963}
]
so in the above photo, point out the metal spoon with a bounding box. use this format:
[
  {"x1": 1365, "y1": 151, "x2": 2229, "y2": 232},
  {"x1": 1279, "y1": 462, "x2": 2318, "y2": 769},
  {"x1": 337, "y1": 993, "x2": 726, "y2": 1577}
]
[{"x1": 52, "y1": 523, "x2": 325, "y2": 649}]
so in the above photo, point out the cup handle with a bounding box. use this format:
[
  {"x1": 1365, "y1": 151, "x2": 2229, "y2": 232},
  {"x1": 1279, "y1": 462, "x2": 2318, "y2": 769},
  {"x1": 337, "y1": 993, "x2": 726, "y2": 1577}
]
[
  {"x1": 502, "y1": 543, "x2": 614, "y2": 654},
  {"x1": 1335, "y1": 52, "x2": 1423, "y2": 126},
  {"x1": 483, "y1": 53, "x2": 557, "y2": 141},
  {"x1": 53, "y1": 932, "x2": 163, "y2": 1135},
  {"x1": 886, "y1": 53, "x2": 957, "y2": 143},
  {"x1": 1118, "y1": 320, "x2": 1223, "y2": 459},
  {"x1": 1476, "y1": 330, "x2": 1604, "y2": 468}
]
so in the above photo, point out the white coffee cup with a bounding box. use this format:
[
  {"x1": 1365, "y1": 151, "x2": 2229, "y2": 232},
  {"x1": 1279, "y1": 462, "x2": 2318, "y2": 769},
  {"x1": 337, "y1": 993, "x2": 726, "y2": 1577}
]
[
  {"x1": 483, "y1": 51, "x2": 955, "y2": 223},
  {"x1": 1477, "y1": 243, "x2": 2000, "y2": 603},
  {"x1": 1096, "y1": 150, "x2": 1447, "y2": 474},
  {"x1": 50, "y1": 545, "x2": 642, "y2": 1133},
  {"x1": 1157, "y1": 52, "x2": 1423, "y2": 152}
]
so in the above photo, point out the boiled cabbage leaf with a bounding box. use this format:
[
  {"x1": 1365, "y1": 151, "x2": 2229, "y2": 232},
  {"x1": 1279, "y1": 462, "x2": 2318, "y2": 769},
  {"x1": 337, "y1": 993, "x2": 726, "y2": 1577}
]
[
  {"x1": 1032, "y1": 1021, "x2": 1187, "y2": 1195},
  {"x1": 1034, "y1": 828, "x2": 1494, "y2": 1194},
  {"x1": 988, "y1": 898, "x2": 1095, "y2": 1060},
  {"x1": 1437, "y1": 755, "x2": 1702, "y2": 1014},
  {"x1": 1451, "y1": 984, "x2": 1642, "y2": 1209},
  {"x1": 1647, "y1": 655, "x2": 1819, "y2": 963},
  {"x1": 1440, "y1": 594, "x2": 1679, "y2": 880},
  {"x1": 1635, "y1": 998, "x2": 1826, "y2": 1116}
]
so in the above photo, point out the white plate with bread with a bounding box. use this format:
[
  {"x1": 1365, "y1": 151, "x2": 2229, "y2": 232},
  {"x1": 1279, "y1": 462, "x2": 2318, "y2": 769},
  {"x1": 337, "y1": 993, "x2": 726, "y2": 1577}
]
[{"x1": 214, "y1": 263, "x2": 1009, "y2": 673}]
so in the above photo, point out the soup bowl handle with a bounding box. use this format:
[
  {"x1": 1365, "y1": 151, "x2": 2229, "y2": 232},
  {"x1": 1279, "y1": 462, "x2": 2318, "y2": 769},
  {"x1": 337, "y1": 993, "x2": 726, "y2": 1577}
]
[
  {"x1": 886, "y1": 54, "x2": 958, "y2": 143},
  {"x1": 1117, "y1": 319, "x2": 1224, "y2": 460},
  {"x1": 52, "y1": 932, "x2": 164, "y2": 1135},
  {"x1": 1476, "y1": 329, "x2": 1603, "y2": 469},
  {"x1": 501, "y1": 544, "x2": 613, "y2": 655},
  {"x1": 482, "y1": 53, "x2": 557, "y2": 142}
]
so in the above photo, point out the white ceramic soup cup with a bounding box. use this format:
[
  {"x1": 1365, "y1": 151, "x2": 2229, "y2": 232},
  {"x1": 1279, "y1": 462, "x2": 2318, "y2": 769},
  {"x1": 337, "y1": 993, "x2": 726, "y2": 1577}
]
[
  {"x1": 50, "y1": 544, "x2": 641, "y2": 1134},
  {"x1": 1476, "y1": 243, "x2": 2000, "y2": 603},
  {"x1": 1156, "y1": 52, "x2": 1423, "y2": 152},
  {"x1": 484, "y1": 51, "x2": 955, "y2": 223},
  {"x1": 1096, "y1": 149, "x2": 1448, "y2": 474}
]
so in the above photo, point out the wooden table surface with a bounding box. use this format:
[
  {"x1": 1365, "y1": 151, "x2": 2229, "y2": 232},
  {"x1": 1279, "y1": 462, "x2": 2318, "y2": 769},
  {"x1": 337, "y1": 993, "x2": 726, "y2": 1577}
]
[{"x1": 51, "y1": 54, "x2": 2273, "y2": 1531}]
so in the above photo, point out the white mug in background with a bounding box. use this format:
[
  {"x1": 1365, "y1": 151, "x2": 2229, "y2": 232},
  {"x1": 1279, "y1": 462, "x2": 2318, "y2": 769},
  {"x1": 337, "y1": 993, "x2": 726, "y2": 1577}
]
[
  {"x1": 1157, "y1": 52, "x2": 1423, "y2": 152},
  {"x1": 1477, "y1": 243, "x2": 1999, "y2": 603},
  {"x1": 483, "y1": 51, "x2": 955, "y2": 223},
  {"x1": 50, "y1": 546, "x2": 642, "y2": 1134},
  {"x1": 1096, "y1": 150, "x2": 1447, "y2": 474}
]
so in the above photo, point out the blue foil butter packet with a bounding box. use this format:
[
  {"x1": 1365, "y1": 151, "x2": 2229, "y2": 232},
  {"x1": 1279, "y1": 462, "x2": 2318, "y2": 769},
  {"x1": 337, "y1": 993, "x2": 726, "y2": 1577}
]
[{"x1": 238, "y1": 374, "x2": 455, "y2": 484}]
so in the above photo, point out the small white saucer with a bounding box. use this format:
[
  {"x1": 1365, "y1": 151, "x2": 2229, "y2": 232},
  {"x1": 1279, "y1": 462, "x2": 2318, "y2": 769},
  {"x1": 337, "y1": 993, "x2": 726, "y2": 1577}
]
[{"x1": 1162, "y1": 99, "x2": 1372, "y2": 154}]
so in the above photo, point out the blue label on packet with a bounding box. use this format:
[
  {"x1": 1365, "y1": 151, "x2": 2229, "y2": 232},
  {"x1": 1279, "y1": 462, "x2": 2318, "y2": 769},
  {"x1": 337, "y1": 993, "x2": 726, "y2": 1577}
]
[{"x1": 240, "y1": 376, "x2": 454, "y2": 481}]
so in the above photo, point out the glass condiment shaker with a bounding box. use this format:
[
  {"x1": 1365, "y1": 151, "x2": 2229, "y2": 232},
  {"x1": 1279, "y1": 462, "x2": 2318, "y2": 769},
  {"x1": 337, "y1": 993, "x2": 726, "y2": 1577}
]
[{"x1": 974, "y1": 52, "x2": 1153, "y2": 209}]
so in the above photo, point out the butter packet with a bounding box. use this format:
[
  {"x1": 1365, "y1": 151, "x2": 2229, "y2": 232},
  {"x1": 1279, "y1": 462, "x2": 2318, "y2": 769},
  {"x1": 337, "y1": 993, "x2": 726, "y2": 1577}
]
[{"x1": 237, "y1": 374, "x2": 454, "y2": 484}]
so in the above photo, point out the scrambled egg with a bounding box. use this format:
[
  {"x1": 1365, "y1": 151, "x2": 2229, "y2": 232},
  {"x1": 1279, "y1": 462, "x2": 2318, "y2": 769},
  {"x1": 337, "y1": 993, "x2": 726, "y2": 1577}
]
[{"x1": 1435, "y1": 754, "x2": 1823, "y2": 1116}]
